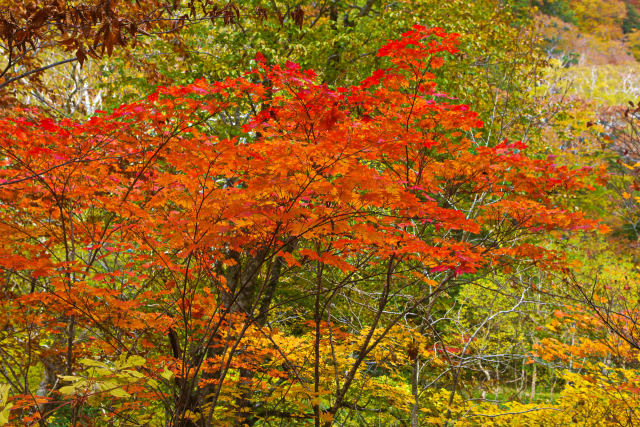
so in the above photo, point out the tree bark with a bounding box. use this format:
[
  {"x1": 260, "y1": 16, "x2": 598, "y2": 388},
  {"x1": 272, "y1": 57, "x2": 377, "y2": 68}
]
[{"x1": 529, "y1": 362, "x2": 537, "y2": 402}]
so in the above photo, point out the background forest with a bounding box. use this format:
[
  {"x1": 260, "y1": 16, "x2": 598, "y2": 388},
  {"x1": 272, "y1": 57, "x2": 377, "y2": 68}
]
[{"x1": 1, "y1": 0, "x2": 640, "y2": 426}]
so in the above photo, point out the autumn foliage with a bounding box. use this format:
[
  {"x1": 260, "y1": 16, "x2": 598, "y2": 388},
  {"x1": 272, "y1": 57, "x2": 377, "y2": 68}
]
[{"x1": 0, "y1": 25, "x2": 605, "y2": 425}]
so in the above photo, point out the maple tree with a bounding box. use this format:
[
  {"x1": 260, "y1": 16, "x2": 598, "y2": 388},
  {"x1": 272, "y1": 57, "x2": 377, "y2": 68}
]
[{"x1": 0, "y1": 24, "x2": 604, "y2": 426}]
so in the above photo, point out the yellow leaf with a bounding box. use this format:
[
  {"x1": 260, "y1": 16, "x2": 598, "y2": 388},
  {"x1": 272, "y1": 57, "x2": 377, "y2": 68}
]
[
  {"x1": 58, "y1": 386, "x2": 77, "y2": 395},
  {"x1": 124, "y1": 355, "x2": 146, "y2": 368},
  {"x1": 109, "y1": 388, "x2": 131, "y2": 398},
  {"x1": 161, "y1": 367, "x2": 175, "y2": 381},
  {"x1": 79, "y1": 358, "x2": 108, "y2": 368},
  {"x1": 0, "y1": 384, "x2": 11, "y2": 427},
  {"x1": 320, "y1": 412, "x2": 334, "y2": 423}
]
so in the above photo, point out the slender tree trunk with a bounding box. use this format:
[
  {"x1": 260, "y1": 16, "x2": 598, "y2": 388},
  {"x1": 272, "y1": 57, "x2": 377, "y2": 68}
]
[
  {"x1": 518, "y1": 357, "x2": 525, "y2": 397},
  {"x1": 481, "y1": 367, "x2": 491, "y2": 400},
  {"x1": 529, "y1": 363, "x2": 537, "y2": 402},
  {"x1": 410, "y1": 356, "x2": 420, "y2": 427},
  {"x1": 313, "y1": 260, "x2": 324, "y2": 427},
  {"x1": 494, "y1": 365, "x2": 500, "y2": 401},
  {"x1": 36, "y1": 352, "x2": 66, "y2": 420}
]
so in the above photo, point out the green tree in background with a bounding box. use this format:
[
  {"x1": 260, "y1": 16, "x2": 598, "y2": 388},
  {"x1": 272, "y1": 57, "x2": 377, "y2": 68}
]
[
  {"x1": 90, "y1": 0, "x2": 547, "y2": 150},
  {"x1": 624, "y1": 1, "x2": 640, "y2": 33},
  {"x1": 533, "y1": 0, "x2": 577, "y2": 24}
]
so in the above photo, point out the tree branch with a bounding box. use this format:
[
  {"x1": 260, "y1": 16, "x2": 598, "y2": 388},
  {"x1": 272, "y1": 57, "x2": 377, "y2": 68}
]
[{"x1": 0, "y1": 57, "x2": 78, "y2": 91}]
